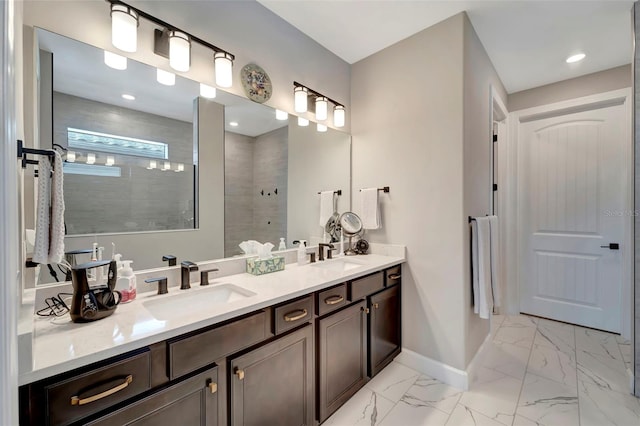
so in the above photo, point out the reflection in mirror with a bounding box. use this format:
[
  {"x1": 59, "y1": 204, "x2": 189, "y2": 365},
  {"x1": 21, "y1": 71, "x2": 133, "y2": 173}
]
[{"x1": 37, "y1": 29, "x2": 197, "y2": 235}]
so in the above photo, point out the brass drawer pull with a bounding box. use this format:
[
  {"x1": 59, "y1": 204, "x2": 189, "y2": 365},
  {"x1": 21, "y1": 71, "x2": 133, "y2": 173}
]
[
  {"x1": 388, "y1": 273, "x2": 401, "y2": 280},
  {"x1": 70, "y1": 375, "x2": 133, "y2": 406},
  {"x1": 373, "y1": 303, "x2": 379, "y2": 309},
  {"x1": 283, "y1": 308, "x2": 308, "y2": 322},
  {"x1": 324, "y1": 295, "x2": 344, "y2": 305},
  {"x1": 235, "y1": 368, "x2": 245, "y2": 380}
]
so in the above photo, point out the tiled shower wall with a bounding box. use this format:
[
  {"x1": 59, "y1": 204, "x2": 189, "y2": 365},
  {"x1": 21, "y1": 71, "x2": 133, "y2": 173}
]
[
  {"x1": 53, "y1": 92, "x2": 194, "y2": 234},
  {"x1": 634, "y1": 2, "x2": 639, "y2": 397},
  {"x1": 224, "y1": 126, "x2": 287, "y2": 257}
]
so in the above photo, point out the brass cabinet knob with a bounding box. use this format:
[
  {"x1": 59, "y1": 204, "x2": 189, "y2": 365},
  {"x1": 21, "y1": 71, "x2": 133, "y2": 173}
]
[
  {"x1": 209, "y1": 382, "x2": 218, "y2": 394},
  {"x1": 235, "y1": 368, "x2": 245, "y2": 380},
  {"x1": 361, "y1": 307, "x2": 370, "y2": 314},
  {"x1": 373, "y1": 303, "x2": 379, "y2": 309}
]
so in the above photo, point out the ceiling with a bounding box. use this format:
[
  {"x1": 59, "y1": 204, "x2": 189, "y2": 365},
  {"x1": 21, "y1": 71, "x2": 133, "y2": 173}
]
[{"x1": 258, "y1": 0, "x2": 634, "y2": 93}]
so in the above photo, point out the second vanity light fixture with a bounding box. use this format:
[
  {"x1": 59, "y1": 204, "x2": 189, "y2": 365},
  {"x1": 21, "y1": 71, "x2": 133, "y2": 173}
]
[
  {"x1": 108, "y1": 0, "x2": 235, "y2": 87},
  {"x1": 293, "y1": 82, "x2": 345, "y2": 128}
]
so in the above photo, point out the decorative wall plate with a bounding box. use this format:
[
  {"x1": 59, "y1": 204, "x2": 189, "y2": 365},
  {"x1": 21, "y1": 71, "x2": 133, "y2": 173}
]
[{"x1": 240, "y1": 63, "x2": 272, "y2": 103}]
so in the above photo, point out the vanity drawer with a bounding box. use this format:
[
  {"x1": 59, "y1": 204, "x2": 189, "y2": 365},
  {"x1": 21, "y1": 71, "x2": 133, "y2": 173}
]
[
  {"x1": 169, "y1": 310, "x2": 270, "y2": 380},
  {"x1": 274, "y1": 295, "x2": 314, "y2": 335},
  {"x1": 44, "y1": 350, "x2": 151, "y2": 426},
  {"x1": 316, "y1": 283, "x2": 348, "y2": 316},
  {"x1": 385, "y1": 265, "x2": 402, "y2": 287},
  {"x1": 349, "y1": 272, "x2": 384, "y2": 301}
]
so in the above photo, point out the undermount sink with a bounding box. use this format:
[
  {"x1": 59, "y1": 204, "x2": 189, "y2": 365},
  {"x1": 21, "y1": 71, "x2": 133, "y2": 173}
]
[
  {"x1": 311, "y1": 258, "x2": 366, "y2": 272},
  {"x1": 143, "y1": 283, "x2": 256, "y2": 320}
]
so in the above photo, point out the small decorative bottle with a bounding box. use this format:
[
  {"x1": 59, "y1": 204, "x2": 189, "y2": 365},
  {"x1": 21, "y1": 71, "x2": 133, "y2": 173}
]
[{"x1": 278, "y1": 237, "x2": 286, "y2": 251}]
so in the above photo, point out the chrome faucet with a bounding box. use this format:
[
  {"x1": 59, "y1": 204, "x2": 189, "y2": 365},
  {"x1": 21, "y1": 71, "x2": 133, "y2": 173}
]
[
  {"x1": 318, "y1": 243, "x2": 336, "y2": 261},
  {"x1": 180, "y1": 261, "x2": 199, "y2": 290}
]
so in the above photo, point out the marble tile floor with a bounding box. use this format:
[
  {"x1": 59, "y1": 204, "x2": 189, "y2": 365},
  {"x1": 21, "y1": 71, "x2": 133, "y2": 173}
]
[{"x1": 323, "y1": 314, "x2": 639, "y2": 426}]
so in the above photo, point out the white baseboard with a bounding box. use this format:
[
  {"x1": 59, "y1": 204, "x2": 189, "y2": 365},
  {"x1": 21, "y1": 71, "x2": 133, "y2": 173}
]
[
  {"x1": 395, "y1": 348, "x2": 469, "y2": 390},
  {"x1": 395, "y1": 333, "x2": 493, "y2": 391}
]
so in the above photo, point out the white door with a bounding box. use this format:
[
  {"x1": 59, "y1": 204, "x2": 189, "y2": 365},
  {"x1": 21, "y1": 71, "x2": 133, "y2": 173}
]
[{"x1": 519, "y1": 97, "x2": 627, "y2": 333}]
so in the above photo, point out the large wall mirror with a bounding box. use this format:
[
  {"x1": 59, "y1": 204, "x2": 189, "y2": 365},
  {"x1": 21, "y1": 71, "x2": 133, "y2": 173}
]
[{"x1": 26, "y1": 28, "x2": 351, "y2": 286}]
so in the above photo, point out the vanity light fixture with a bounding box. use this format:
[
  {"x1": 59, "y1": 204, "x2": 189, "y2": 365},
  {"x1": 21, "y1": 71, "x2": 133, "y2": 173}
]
[
  {"x1": 175, "y1": 163, "x2": 185, "y2": 172},
  {"x1": 147, "y1": 160, "x2": 157, "y2": 170},
  {"x1": 104, "y1": 50, "x2": 127, "y2": 70},
  {"x1": 121, "y1": 94, "x2": 135, "y2": 100},
  {"x1": 566, "y1": 53, "x2": 586, "y2": 63},
  {"x1": 214, "y1": 52, "x2": 233, "y2": 88},
  {"x1": 200, "y1": 83, "x2": 217, "y2": 99},
  {"x1": 317, "y1": 123, "x2": 328, "y2": 133},
  {"x1": 315, "y1": 97, "x2": 328, "y2": 121},
  {"x1": 110, "y1": 3, "x2": 138, "y2": 53},
  {"x1": 86, "y1": 153, "x2": 96, "y2": 165},
  {"x1": 105, "y1": 155, "x2": 115, "y2": 166},
  {"x1": 169, "y1": 31, "x2": 191, "y2": 72},
  {"x1": 275, "y1": 109, "x2": 288, "y2": 120},
  {"x1": 109, "y1": 0, "x2": 235, "y2": 86},
  {"x1": 294, "y1": 86, "x2": 308, "y2": 113},
  {"x1": 66, "y1": 151, "x2": 76, "y2": 163},
  {"x1": 156, "y1": 68, "x2": 175, "y2": 86},
  {"x1": 294, "y1": 82, "x2": 345, "y2": 128},
  {"x1": 333, "y1": 105, "x2": 345, "y2": 128},
  {"x1": 161, "y1": 161, "x2": 171, "y2": 171},
  {"x1": 298, "y1": 117, "x2": 309, "y2": 127}
]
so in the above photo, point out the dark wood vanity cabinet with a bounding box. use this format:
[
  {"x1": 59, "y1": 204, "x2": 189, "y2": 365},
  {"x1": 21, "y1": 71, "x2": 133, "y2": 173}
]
[
  {"x1": 20, "y1": 264, "x2": 402, "y2": 426},
  {"x1": 317, "y1": 300, "x2": 367, "y2": 423},
  {"x1": 87, "y1": 366, "x2": 219, "y2": 426},
  {"x1": 368, "y1": 284, "x2": 401, "y2": 376},
  {"x1": 229, "y1": 324, "x2": 314, "y2": 426}
]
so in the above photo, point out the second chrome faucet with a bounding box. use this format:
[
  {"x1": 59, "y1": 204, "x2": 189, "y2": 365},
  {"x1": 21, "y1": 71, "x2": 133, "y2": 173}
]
[{"x1": 180, "y1": 261, "x2": 198, "y2": 290}]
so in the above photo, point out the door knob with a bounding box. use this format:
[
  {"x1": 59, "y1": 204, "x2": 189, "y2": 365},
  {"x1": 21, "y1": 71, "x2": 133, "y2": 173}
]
[{"x1": 600, "y1": 243, "x2": 620, "y2": 250}]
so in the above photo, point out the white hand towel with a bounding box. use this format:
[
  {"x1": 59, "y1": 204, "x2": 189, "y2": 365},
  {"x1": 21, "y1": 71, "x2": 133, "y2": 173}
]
[
  {"x1": 319, "y1": 191, "x2": 334, "y2": 227},
  {"x1": 471, "y1": 220, "x2": 480, "y2": 315},
  {"x1": 473, "y1": 217, "x2": 493, "y2": 319},
  {"x1": 32, "y1": 156, "x2": 52, "y2": 264},
  {"x1": 360, "y1": 188, "x2": 381, "y2": 230},
  {"x1": 488, "y1": 215, "x2": 501, "y2": 311},
  {"x1": 48, "y1": 151, "x2": 65, "y2": 264}
]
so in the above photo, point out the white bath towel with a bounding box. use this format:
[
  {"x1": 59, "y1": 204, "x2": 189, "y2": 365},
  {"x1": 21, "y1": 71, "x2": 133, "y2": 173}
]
[
  {"x1": 48, "y1": 151, "x2": 65, "y2": 264},
  {"x1": 360, "y1": 188, "x2": 381, "y2": 230},
  {"x1": 32, "y1": 156, "x2": 52, "y2": 264},
  {"x1": 319, "y1": 191, "x2": 334, "y2": 227},
  {"x1": 472, "y1": 216, "x2": 493, "y2": 319},
  {"x1": 488, "y1": 215, "x2": 501, "y2": 311}
]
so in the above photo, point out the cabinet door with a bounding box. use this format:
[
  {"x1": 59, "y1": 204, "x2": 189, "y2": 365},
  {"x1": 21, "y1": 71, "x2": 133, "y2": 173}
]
[
  {"x1": 87, "y1": 366, "x2": 218, "y2": 426},
  {"x1": 230, "y1": 324, "x2": 313, "y2": 426},
  {"x1": 318, "y1": 301, "x2": 367, "y2": 423},
  {"x1": 369, "y1": 285, "x2": 401, "y2": 377}
]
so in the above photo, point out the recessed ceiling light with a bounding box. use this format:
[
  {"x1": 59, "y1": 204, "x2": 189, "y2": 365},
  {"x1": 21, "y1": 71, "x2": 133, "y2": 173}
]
[
  {"x1": 229, "y1": 121, "x2": 239, "y2": 127},
  {"x1": 121, "y1": 94, "x2": 135, "y2": 100},
  {"x1": 566, "y1": 53, "x2": 586, "y2": 64}
]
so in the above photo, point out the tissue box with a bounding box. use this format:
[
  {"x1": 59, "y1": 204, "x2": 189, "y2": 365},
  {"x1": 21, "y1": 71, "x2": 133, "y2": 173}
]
[{"x1": 246, "y1": 256, "x2": 285, "y2": 276}]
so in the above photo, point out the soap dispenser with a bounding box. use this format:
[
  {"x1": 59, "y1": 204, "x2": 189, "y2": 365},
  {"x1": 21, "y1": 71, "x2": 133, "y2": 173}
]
[
  {"x1": 116, "y1": 260, "x2": 137, "y2": 303},
  {"x1": 278, "y1": 238, "x2": 286, "y2": 251},
  {"x1": 296, "y1": 240, "x2": 307, "y2": 266}
]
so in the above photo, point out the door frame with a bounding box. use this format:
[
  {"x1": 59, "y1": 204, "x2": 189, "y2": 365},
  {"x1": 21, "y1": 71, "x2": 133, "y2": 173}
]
[{"x1": 506, "y1": 88, "x2": 633, "y2": 339}]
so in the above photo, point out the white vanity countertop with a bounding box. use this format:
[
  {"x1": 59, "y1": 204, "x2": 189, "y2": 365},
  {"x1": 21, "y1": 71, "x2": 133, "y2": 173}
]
[{"x1": 19, "y1": 251, "x2": 404, "y2": 385}]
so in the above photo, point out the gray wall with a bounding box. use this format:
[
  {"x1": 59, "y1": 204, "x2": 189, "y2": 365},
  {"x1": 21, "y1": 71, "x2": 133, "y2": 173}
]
[
  {"x1": 351, "y1": 13, "x2": 467, "y2": 370},
  {"x1": 224, "y1": 126, "x2": 288, "y2": 257},
  {"x1": 462, "y1": 14, "x2": 508, "y2": 365},
  {"x1": 509, "y1": 65, "x2": 631, "y2": 111},
  {"x1": 634, "y1": 2, "x2": 639, "y2": 398},
  {"x1": 53, "y1": 92, "x2": 194, "y2": 235}
]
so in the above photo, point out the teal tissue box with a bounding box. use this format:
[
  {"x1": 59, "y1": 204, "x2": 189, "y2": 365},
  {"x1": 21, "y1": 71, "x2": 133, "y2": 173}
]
[{"x1": 246, "y1": 256, "x2": 285, "y2": 275}]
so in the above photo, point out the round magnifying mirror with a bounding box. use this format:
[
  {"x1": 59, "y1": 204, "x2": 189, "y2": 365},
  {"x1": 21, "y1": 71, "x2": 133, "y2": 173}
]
[{"x1": 339, "y1": 212, "x2": 363, "y2": 236}]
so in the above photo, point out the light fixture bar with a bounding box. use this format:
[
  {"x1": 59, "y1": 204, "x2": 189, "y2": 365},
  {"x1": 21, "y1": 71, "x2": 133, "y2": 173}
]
[
  {"x1": 293, "y1": 81, "x2": 344, "y2": 112},
  {"x1": 107, "y1": 0, "x2": 235, "y2": 61}
]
